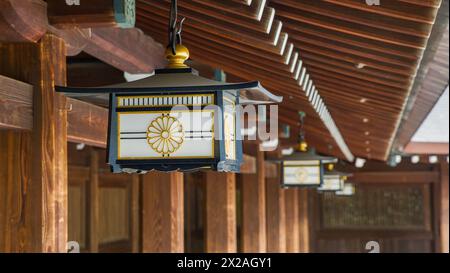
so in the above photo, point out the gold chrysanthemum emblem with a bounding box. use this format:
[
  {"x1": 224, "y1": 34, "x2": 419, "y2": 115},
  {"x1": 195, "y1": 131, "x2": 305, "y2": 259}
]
[
  {"x1": 295, "y1": 168, "x2": 309, "y2": 182},
  {"x1": 147, "y1": 115, "x2": 184, "y2": 156}
]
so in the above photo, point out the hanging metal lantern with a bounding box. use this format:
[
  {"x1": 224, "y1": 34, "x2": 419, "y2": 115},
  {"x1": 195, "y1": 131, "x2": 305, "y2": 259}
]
[
  {"x1": 318, "y1": 163, "x2": 351, "y2": 192},
  {"x1": 56, "y1": 0, "x2": 282, "y2": 173},
  {"x1": 273, "y1": 112, "x2": 336, "y2": 188},
  {"x1": 279, "y1": 149, "x2": 337, "y2": 188}
]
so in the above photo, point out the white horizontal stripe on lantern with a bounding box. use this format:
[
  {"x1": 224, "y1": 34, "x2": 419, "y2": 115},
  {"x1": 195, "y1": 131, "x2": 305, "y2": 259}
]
[{"x1": 117, "y1": 94, "x2": 215, "y2": 108}]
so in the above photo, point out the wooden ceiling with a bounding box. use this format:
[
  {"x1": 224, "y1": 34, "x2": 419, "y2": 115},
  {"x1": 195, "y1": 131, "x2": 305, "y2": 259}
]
[
  {"x1": 394, "y1": 0, "x2": 449, "y2": 154},
  {"x1": 134, "y1": 0, "x2": 444, "y2": 161}
]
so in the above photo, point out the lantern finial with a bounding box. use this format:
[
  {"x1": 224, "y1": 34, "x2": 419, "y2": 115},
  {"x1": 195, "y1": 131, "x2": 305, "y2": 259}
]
[
  {"x1": 165, "y1": 44, "x2": 190, "y2": 68},
  {"x1": 327, "y1": 163, "x2": 335, "y2": 171}
]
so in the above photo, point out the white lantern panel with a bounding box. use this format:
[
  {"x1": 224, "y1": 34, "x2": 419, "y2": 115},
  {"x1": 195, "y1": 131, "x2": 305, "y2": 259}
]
[
  {"x1": 283, "y1": 160, "x2": 321, "y2": 186},
  {"x1": 118, "y1": 110, "x2": 214, "y2": 159},
  {"x1": 319, "y1": 174, "x2": 342, "y2": 191}
]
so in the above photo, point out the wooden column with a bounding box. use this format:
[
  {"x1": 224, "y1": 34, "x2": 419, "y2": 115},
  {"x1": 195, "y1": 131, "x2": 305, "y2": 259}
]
[
  {"x1": 142, "y1": 172, "x2": 184, "y2": 253},
  {"x1": 241, "y1": 149, "x2": 267, "y2": 252},
  {"x1": 130, "y1": 174, "x2": 141, "y2": 253},
  {"x1": 439, "y1": 162, "x2": 449, "y2": 253},
  {"x1": 205, "y1": 172, "x2": 237, "y2": 253},
  {"x1": 298, "y1": 189, "x2": 310, "y2": 253},
  {"x1": 265, "y1": 176, "x2": 286, "y2": 253},
  {"x1": 0, "y1": 34, "x2": 68, "y2": 252},
  {"x1": 285, "y1": 188, "x2": 300, "y2": 253},
  {"x1": 87, "y1": 148, "x2": 99, "y2": 252}
]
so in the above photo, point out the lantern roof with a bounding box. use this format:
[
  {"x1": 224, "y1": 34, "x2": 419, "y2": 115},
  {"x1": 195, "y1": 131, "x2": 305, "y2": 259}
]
[
  {"x1": 56, "y1": 68, "x2": 282, "y2": 107},
  {"x1": 273, "y1": 148, "x2": 337, "y2": 162},
  {"x1": 324, "y1": 169, "x2": 352, "y2": 177}
]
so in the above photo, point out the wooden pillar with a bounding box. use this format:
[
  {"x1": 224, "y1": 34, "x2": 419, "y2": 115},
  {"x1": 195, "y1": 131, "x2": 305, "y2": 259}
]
[
  {"x1": 298, "y1": 189, "x2": 310, "y2": 253},
  {"x1": 241, "y1": 149, "x2": 267, "y2": 252},
  {"x1": 87, "y1": 148, "x2": 99, "y2": 252},
  {"x1": 265, "y1": 176, "x2": 286, "y2": 253},
  {"x1": 142, "y1": 172, "x2": 184, "y2": 253},
  {"x1": 130, "y1": 174, "x2": 140, "y2": 253},
  {"x1": 0, "y1": 34, "x2": 68, "y2": 252},
  {"x1": 439, "y1": 161, "x2": 449, "y2": 253},
  {"x1": 285, "y1": 188, "x2": 300, "y2": 253},
  {"x1": 205, "y1": 172, "x2": 237, "y2": 253}
]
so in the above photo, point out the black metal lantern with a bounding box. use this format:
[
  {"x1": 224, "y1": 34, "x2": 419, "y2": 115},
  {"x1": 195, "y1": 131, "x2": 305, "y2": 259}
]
[
  {"x1": 274, "y1": 112, "x2": 336, "y2": 188},
  {"x1": 56, "y1": 0, "x2": 282, "y2": 173},
  {"x1": 279, "y1": 149, "x2": 337, "y2": 188},
  {"x1": 318, "y1": 163, "x2": 351, "y2": 192}
]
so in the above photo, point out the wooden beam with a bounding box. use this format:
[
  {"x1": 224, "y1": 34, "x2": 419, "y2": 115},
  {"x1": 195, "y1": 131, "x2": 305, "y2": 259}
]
[
  {"x1": 0, "y1": 0, "x2": 48, "y2": 42},
  {"x1": 205, "y1": 172, "x2": 237, "y2": 253},
  {"x1": 142, "y1": 172, "x2": 184, "y2": 253},
  {"x1": 0, "y1": 34, "x2": 68, "y2": 252},
  {"x1": 83, "y1": 27, "x2": 166, "y2": 73},
  {"x1": 0, "y1": 74, "x2": 33, "y2": 130},
  {"x1": 0, "y1": 75, "x2": 108, "y2": 148},
  {"x1": 439, "y1": 162, "x2": 449, "y2": 253},
  {"x1": 404, "y1": 142, "x2": 450, "y2": 155},
  {"x1": 48, "y1": 26, "x2": 91, "y2": 56},
  {"x1": 350, "y1": 171, "x2": 440, "y2": 184},
  {"x1": 67, "y1": 98, "x2": 108, "y2": 148},
  {"x1": 47, "y1": 0, "x2": 135, "y2": 29},
  {"x1": 285, "y1": 188, "x2": 300, "y2": 253},
  {"x1": 298, "y1": 189, "x2": 310, "y2": 253},
  {"x1": 240, "y1": 149, "x2": 267, "y2": 252},
  {"x1": 265, "y1": 175, "x2": 286, "y2": 253}
]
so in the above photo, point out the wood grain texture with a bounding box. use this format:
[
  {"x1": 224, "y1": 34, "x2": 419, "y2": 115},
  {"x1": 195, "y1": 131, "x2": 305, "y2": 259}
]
[
  {"x1": 83, "y1": 27, "x2": 166, "y2": 73},
  {"x1": 240, "y1": 149, "x2": 267, "y2": 253},
  {"x1": 0, "y1": 75, "x2": 108, "y2": 148},
  {"x1": 439, "y1": 162, "x2": 449, "y2": 253},
  {"x1": 0, "y1": 74, "x2": 33, "y2": 130},
  {"x1": 130, "y1": 174, "x2": 140, "y2": 253},
  {"x1": 87, "y1": 148, "x2": 99, "y2": 252},
  {"x1": 0, "y1": 33, "x2": 68, "y2": 252},
  {"x1": 0, "y1": 131, "x2": 32, "y2": 252},
  {"x1": 205, "y1": 172, "x2": 237, "y2": 253},
  {"x1": 33, "y1": 34, "x2": 68, "y2": 253},
  {"x1": 285, "y1": 188, "x2": 300, "y2": 253},
  {"x1": 142, "y1": 172, "x2": 184, "y2": 253},
  {"x1": 0, "y1": 0, "x2": 48, "y2": 42},
  {"x1": 298, "y1": 189, "x2": 310, "y2": 253},
  {"x1": 47, "y1": 0, "x2": 122, "y2": 28},
  {"x1": 265, "y1": 176, "x2": 286, "y2": 253},
  {"x1": 0, "y1": 76, "x2": 108, "y2": 148},
  {"x1": 67, "y1": 98, "x2": 108, "y2": 148}
]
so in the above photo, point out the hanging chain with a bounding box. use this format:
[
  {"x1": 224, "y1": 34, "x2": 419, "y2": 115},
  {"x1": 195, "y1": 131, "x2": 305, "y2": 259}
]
[
  {"x1": 298, "y1": 111, "x2": 306, "y2": 144},
  {"x1": 168, "y1": 0, "x2": 186, "y2": 55}
]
